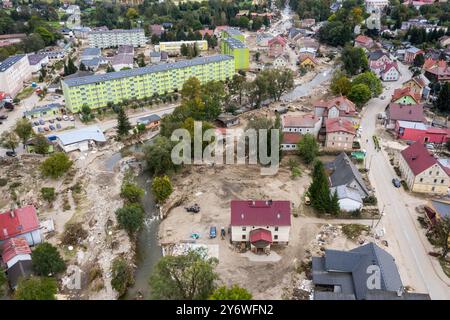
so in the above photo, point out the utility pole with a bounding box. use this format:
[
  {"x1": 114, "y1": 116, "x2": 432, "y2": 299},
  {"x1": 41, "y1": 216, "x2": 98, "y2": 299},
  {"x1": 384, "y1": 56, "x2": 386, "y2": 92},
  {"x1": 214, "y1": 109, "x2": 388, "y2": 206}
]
[{"x1": 374, "y1": 204, "x2": 387, "y2": 230}]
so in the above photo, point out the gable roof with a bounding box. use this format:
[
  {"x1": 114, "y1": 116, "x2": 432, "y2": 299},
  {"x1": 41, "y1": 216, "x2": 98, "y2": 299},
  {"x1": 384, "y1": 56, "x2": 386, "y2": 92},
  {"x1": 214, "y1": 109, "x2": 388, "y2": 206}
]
[
  {"x1": 388, "y1": 103, "x2": 425, "y2": 122},
  {"x1": 330, "y1": 185, "x2": 363, "y2": 203},
  {"x1": 325, "y1": 118, "x2": 356, "y2": 135},
  {"x1": 355, "y1": 34, "x2": 373, "y2": 46},
  {"x1": 268, "y1": 35, "x2": 286, "y2": 46},
  {"x1": 391, "y1": 87, "x2": 421, "y2": 104},
  {"x1": 1, "y1": 237, "x2": 31, "y2": 264},
  {"x1": 369, "y1": 49, "x2": 388, "y2": 61},
  {"x1": 0, "y1": 205, "x2": 40, "y2": 241},
  {"x1": 230, "y1": 200, "x2": 291, "y2": 226},
  {"x1": 282, "y1": 132, "x2": 303, "y2": 145},
  {"x1": 400, "y1": 142, "x2": 439, "y2": 175},
  {"x1": 381, "y1": 61, "x2": 399, "y2": 75},
  {"x1": 283, "y1": 114, "x2": 319, "y2": 128},
  {"x1": 314, "y1": 96, "x2": 357, "y2": 116},
  {"x1": 327, "y1": 152, "x2": 369, "y2": 197}
]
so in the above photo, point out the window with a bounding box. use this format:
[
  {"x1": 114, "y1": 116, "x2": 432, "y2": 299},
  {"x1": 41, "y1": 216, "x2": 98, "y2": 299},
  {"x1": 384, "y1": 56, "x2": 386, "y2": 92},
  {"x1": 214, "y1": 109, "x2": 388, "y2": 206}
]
[
  {"x1": 242, "y1": 227, "x2": 246, "y2": 231},
  {"x1": 275, "y1": 227, "x2": 279, "y2": 231},
  {"x1": 434, "y1": 179, "x2": 437, "y2": 183},
  {"x1": 442, "y1": 179, "x2": 445, "y2": 184},
  {"x1": 274, "y1": 235, "x2": 278, "y2": 240},
  {"x1": 420, "y1": 178, "x2": 423, "y2": 182},
  {"x1": 242, "y1": 235, "x2": 246, "y2": 240}
]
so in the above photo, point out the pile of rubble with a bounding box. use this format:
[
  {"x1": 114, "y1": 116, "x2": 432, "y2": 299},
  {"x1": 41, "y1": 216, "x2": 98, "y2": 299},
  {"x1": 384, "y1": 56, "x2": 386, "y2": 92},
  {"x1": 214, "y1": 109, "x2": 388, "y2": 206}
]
[{"x1": 309, "y1": 224, "x2": 342, "y2": 256}]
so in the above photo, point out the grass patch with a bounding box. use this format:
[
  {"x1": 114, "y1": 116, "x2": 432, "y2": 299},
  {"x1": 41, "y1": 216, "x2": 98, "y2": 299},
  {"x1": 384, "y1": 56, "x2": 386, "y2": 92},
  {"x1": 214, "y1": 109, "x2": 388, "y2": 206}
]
[
  {"x1": 341, "y1": 224, "x2": 370, "y2": 240},
  {"x1": 439, "y1": 257, "x2": 450, "y2": 278},
  {"x1": 16, "y1": 87, "x2": 35, "y2": 100}
]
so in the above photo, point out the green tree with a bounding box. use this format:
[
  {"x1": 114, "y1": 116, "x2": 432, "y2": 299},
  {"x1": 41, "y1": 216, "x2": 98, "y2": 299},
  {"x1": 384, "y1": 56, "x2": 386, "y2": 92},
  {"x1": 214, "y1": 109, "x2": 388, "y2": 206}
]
[
  {"x1": 0, "y1": 268, "x2": 6, "y2": 296},
  {"x1": 41, "y1": 187, "x2": 56, "y2": 203},
  {"x1": 318, "y1": 21, "x2": 353, "y2": 46},
  {"x1": 15, "y1": 277, "x2": 57, "y2": 300},
  {"x1": 116, "y1": 106, "x2": 132, "y2": 138},
  {"x1": 79, "y1": 62, "x2": 86, "y2": 71},
  {"x1": 330, "y1": 189, "x2": 340, "y2": 215},
  {"x1": 115, "y1": 204, "x2": 145, "y2": 235},
  {"x1": 263, "y1": 68, "x2": 294, "y2": 101},
  {"x1": 181, "y1": 77, "x2": 202, "y2": 101},
  {"x1": 31, "y1": 243, "x2": 66, "y2": 276},
  {"x1": 149, "y1": 249, "x2": 218, "y2": 300},
  {"x1": 435, "y1": 83, "x2": 450, "y2": 113},
  {"x1": 0, "y1": 130, "x2": 19, "y2": 152},
  {"x1": 228, "y1": 74, "x2": 246, "y2": 105},
  {"x1": 152, "y1": 175, "x2": 173, "y2": 203},
  {"x1": 126, "y1": 7, "x2": 139, "y2": 20},
  {"x1": 413, "y1": 53, "x2": 425, "y2": 68},
  {"x1": 433, "y1": 216, "x2": 450, "y2": 258},
  {"x1": 341, "y1": 45, "x2": 368, "y2": 76},
  {"x1": 40, "y1": 152, "x2": 73, "y2": 178},
  {"x1": 32, "y1": 134, "x2": 51, "y2": 154},
  {"x1": 297, "y1": 134, "x2": 319, "y2": 164},
  {"x1": 143, "y1": 136, "x2": 180, "y2": 175},
  {"x1": 307, "y1": 161, "x2": 332, "y2": 213},
  {"x1": 209, "y1": 285, "x2": 252, "y2": 300},
  {"x1": 35, "y1": 26, "x2": 54, "y2": 46},
  {"x1": 111, "y1": 257, "x2": 134, "y2": 297},
  {"x1": 120, "y1": 182, "x2": 144, "y2": 204},
  {"x1": 352, "y1": 71, "x2": 383, "y2": 97},
  {"x1": 331, "y1": 74, "x2": 352, "y2": 96},
  {"x1": 80, "y1": 104, "x2": 92, "y2": 122},
  {"x1": 348, "y1": 83, "x2": 372, "y2": 107}
]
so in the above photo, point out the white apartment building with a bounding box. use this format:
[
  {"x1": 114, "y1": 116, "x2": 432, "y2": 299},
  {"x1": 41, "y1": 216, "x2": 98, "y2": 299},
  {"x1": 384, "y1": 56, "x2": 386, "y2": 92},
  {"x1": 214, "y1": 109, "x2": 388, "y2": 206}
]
[
  {"x1": 156, "y1": 40, "x2": 208, "y2": 54},
  {"x1": 0, "y1": 54, "x2": 32, "y2": 97},
  {"x1": 88, "y1": 29, "x2": 147, "y2": 48}
]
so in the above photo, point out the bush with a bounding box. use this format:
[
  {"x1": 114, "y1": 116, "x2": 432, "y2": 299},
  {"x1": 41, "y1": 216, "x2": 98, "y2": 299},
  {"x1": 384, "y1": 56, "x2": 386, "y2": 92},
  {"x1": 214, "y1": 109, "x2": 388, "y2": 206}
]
[
  {"x1": 115, "y1": 204, "x2": 145, "y2": 235},
  {"x1": 110, "y1": 258, "x2": 134, "y2": 297},
  {"x1": 363, "y1": 195, "x2": 377, "y2": 205},
  {"x1": 31, "y1": 243, "x2": 66, "y2": 276},
  {"x1": 120, "y1": 182, "x2": 144, "y2": 203},
  {"x1": 151, "y1": 175, "x2": 173, "y2": 203},
  {"x1": 41, "y1": 187, "x2": 56, "y2": 202},
  {"x1": 40, "y1": 152, "x2": 73, "y2": 178},
  {"x1": 15, "y1": 277, "x2": 57, "y2": 300},
  {"x1": 61, "y1": 223, "x2": 88, "y2": 245},
  {"x1": 0, "y1": 178, "x2": 6, "y2": 187}
]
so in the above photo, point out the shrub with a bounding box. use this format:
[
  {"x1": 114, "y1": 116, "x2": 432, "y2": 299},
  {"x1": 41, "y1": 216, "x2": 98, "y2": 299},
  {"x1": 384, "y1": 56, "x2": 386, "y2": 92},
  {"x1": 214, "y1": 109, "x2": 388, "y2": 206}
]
[
  {"x1": 110, "y1": 258, "x2": 134, "y2": 297},
  {"x1": 41, "y1": 187, "x2": 56, "y2": 202},
  {"x1": 0, "y1": 178, "x2": 7, "y2": 187},
  {"x1": 40, "y1": 152, "x2": 73, "y2": 178},
  {"x1": 341, "y1": 224, "x2": 369, "y2": 240},
  {"x1": 115, "y1": 204, "x2": 145, "y2": 235},
  {"x1": 61, "y1": 223, "x2": 88, "y2": 245},
  {"x1": 15, "y1": 277, "x2": 57, "y2": 300},
  {"x1": 120, "y1": 182, "x2": 144, "y2": 204},
  {"x1": 31, "y1": 243, "x2": 66, "y2": 276},
  {"x1": 151, "y1": 175, "x2": 173, "y2": 203},
  {"x1": 363, "y1": 195, "x2": 377, "y2": 205}
]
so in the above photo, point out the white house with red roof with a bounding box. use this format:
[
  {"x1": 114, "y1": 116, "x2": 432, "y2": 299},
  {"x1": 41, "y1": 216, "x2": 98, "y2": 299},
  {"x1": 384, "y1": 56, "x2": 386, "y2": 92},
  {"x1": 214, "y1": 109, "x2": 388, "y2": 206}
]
[
  {"x1": 380, "y1": 61, "x2": 400, "y2": 82},
  {"x1": 230, "y1": 200, "x2": 291, "y2": 253},
  {"x1": 354, "y1": 35, "x2": 374, "y2": 50},
  {"x1": 0, "y1": 205, "x2": 42, "y2": 246},
  {"x1": 268, "y1": 36, "x2": 286, "y2": 57},
  {"x1": 398, "y1": 142, "x2": 450, "y2": 194},
  {"x1": 314, "y1": 96, "x2": 359, "y2": 125},
  {"x1": 1, "y1": 237, "x2": 31, "y2": 268},
  {"x1": 325, "y1": 118, "x2": 357, "y2": 150}
]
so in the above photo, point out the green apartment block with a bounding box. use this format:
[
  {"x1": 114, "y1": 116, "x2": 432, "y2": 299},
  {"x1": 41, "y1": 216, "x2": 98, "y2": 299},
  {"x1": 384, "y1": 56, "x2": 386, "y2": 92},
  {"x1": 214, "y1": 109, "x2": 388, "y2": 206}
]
[
  {"x1": 220, "y1": 38, "x2": 249, "y2": 70},
  {"x1": 221, "y1": 27, "x2": 245, "y2": 43},
  {"x1": 61, "y1": 55, "x2": 235, "y2": 112}
]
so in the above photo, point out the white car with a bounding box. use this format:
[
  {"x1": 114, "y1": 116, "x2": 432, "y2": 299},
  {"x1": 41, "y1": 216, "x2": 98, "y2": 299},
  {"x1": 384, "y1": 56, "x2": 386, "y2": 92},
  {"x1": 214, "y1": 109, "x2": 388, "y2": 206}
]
[
  {"x1": 69, "y1": 116, "x2": 75, "y2": 121},
  {"x1": 62, "y1": 115, "x2": 69, "y2": 121}
]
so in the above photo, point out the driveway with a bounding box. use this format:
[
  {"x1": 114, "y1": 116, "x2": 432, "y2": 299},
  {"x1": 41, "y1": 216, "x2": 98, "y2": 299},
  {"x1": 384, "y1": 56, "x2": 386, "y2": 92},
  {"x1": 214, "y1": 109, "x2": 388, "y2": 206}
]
[{"x1": 360, "y1": 62, "x2": 450, "y2": 299}]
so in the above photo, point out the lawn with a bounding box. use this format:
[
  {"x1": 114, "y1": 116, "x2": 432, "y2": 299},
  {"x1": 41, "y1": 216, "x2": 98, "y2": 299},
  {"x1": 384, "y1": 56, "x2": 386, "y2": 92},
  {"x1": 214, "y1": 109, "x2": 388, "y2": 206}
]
[
  {"x1": 15, "y1": 87, "x2": 35, "y2": 100},
  {"x1": 341, "y1": 224, "x2": 370, "y2": 240}
]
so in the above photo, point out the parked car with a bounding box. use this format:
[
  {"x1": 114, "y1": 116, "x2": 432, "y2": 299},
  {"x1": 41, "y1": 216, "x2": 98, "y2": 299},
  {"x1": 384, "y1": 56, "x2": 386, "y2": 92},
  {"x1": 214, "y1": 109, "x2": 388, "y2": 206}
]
[
  {"x1": 69, "y1": 116, "x2": 75, "y2": 121},
  {"x1": 56, "y1": 123, "x2": 62, "y2": 129},
  {"x1": 62, "y1": 115, "x2": 69, "y2": 121},
  {"x1": 4, "y1": 103, "x2": 14, "y2": 111},
  {"x1": 49, "y1": 119, "x2": 55, "y2": 123},
  {"x1": 49, "y1": 125, "x2": 56, "y2": 130},
  {"x1": 392, "y1": 178, "x2": 401, "y2": 188},
  {"x1": 43, "y1": 126, "x2": 49, "y2": 132},
  {"x1": 56, "y1": 116, "x2": 62, "y2": 121},
  {"x1": 37, "y1": 127, "x2": 44, "y2": 133},
  {"x1": 209, "y1": 226, "x2": 217, "y2": 239},
  {"x1": 5, "y1": 151, "x2": 16, "y2": 157},
  {"x1": 39, "y1": 119, "x2": 45, "y2": 125},
  {"x1": 0, "y1": 115, "x2": 8, "y2": 120},
  {"x1": 33, "y1": 121, "x2": 40, "y2": 126}
]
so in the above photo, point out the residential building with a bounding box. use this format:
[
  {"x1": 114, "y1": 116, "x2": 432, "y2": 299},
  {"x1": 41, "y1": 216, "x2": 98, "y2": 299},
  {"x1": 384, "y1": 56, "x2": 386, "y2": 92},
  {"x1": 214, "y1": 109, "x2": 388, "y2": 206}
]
[
  {"x1": 299, "y1": 55, "x2": 318, "y2": 69},
  {"x1": 112, "y1": 54, "x2": 134, "y2": 71},
  {"x1": 150, "y1": 51, "x2": 162, "y2": 64},
  {"x1": 1, "y1": 237, "x2": 32, "y2": 269},
  {"x1": 325, "y1": 118, "x2": 357, "y2": 150},
  {"x1": 395, "y1": 121, "x2": 449, "y2": 144},
  {"x1": 198, "y1": 29, "x2": 214, "y2": 38},
  {"x1": 230, "y1": 200, "x2": 291, "y2": 253},
  {"x1": 385, "y1": 103, "x2": 426, "y2": 128},
  {"x1": 312, "y1": 242, "x2": 430, "y2": 300},
  {"x1": 220, "y1": 37, "x2": 249, "y2": 70},
  {"x1": 354, "y1": 34, "x2": 374, "y2": 50},
  {"x1": 27, "y1": 54, "x2": 49, "y2": 74},
  {"x1": 149, "y1": 24, "x2": 164, "y2": 37},
  {"x1": 402, "y1": 75, "x2": 430, "y2": 100},
  {"x1": 297, "y1": 38, "x2": 319, "y2": 55},
  {"x1": 26, "y1": 137, "x2": 54, "y2": 154},
  {"x1": 52, "y1": 126, "x2": 106, "y2": 152},
  {"x1": 380, "y1": 62, "x2": 400, "y2": 81},
  {"x1": 404, "y1": 46, "x2": 424, "y2": 64},
  {"x1": 268, "y1": 36, "x2": 286, "y2": 57},
  {"x1": 0, "y1": 54, "x2": 32, "y2": 97},
  {"x1": 369, "y1": 50, "x2": 392, "y2": 76},
  {"x1": 423, "y1": 59, "x2": 450, "y2": 82},
  {"x1": 326, "y1": 152, "x2": 370, "y2": 199},
  {"x1": 221, "y1": 27, "x2": 245, "y2": 43},
  {"x1": 300, "y1": 19, "x2": 316, "y2": 28},
  {"x1": 39, "y1": 50, "x2": 65, "y2": 60},
  {"x1": 23, "y1": 103, "x2": 64, "y2": 120},
  {"x1": 118, "y1": 45, "x2": 134, "y2": 56},
  {"x1": 282, "y1": 114, "x2": 321, "y2": 137},
  {"x1": 365, "y1": 11, "x2": 381, "y2": 31},
  {"x1": 80, "y1": 57, "x2": 102, "y2": 72},
  {"x1": 216, "y1": 113, "x2": 239, "y2": 128},
  {"x1": 81, "y1": 47, "x2": 101, "y2": 61},
  {"x1": 136, "y1": 114, "x2": 161, "y2": 130},
  {"x1": 365, "y1": 0, "x2": 389, "y2": 12},
  {"x1": 281, "y1": 133, "x2": 302, "y2": 150},
  {"x1": 330, "y1": 185, "x2": 363, "y2": 212},
  {"x1": 61, "y1": 55, "x2": 235, "y2": 112},
  {"x1": 0, "y1": 205, "x2": 42, "y2": 246},
  {"x1": 157, "y1": 40, "x2": 208, "y2": 55},
  {"x1": 398, "y1": 142, "x2": 450, "y2": 194},
  {"x1": 73, "y1": 26, "x2": 92, "y2": 39},
  {"x1": 424, "y1": 199, "x2": 450, "y2": 227},
  {"x1": 5, "y1": 260, "x2": 33, "y2": 289},
  {"x1": 256, "y1": 33, "x2": 273, "y2": 47},
  {"x1": 401, "y1": 18, "x2": 447, "y2": 33},
  {"x1": 391, "y1": 87, "x2": 421, "y2": 105},
  {"x1": 0, "y1": 33, "x2": 26, "y2": 47},
  {"x1": 314, "y1": 96, "x2": 359, "y2": 125},
  {"x1": 273, "y1": 55, "x2": 288, "y2": 68},
  {"x1": 88, "y1": 29, "x2": 147, "y2": 48}
]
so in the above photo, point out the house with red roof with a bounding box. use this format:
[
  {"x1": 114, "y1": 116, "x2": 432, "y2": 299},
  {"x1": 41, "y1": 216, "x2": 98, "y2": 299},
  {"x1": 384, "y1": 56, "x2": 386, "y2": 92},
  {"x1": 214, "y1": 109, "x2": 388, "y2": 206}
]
[
  {"x1": 230, "y1": 200, "x2": 291, "y2": 253},
  {"x1": 380, "y1": 61, "x2": 400, "y2": 82},
  {"x1": 369, "y1": 50, "x2": 392, "y2": 76},
  {"x1": 385, "y1": 103, "x2": 426, "y2": 128},
  {"x1": 325, "y1": 118, "x2": 356, "y2": 150},
  {"x1": 1, "y1": 237, "x2": 31, "y2": 269},
  {"x1": 402, "y1": 75, "x2": 430, "y2": 100},
  {"x1": 398, "y1": 142, "x2": 450, "y2": 194},
  {"x1": 0, "y1": 205, "x2": 42, "y2": 246},
  {"x1": 404, "y1": 46, "x2": 424, "y2": 64},
  {"x1": 268, "y1": 36, "x2": 286, "y2": 57},
  {"x1": 281, "y1": 132, "x2": 303, "y2": 151},
  {"x1": 391, "y1": 87, "x2": 421, "y2": 105},
  {"x1": 423, "y1": 59, "x2": 450, "y2": 82},
  {"x1": 395, "y1": 120, "x2": 450, "y2": 145},
  {"x1": 354, "y1": 35, "x2": 374, "y2": 50},
  {"x1": 314, "y1": 96, "x2": 359, "y2": 125},
  {"x1": 282, "y1": 114, "x2": 321, "y2": 136}
]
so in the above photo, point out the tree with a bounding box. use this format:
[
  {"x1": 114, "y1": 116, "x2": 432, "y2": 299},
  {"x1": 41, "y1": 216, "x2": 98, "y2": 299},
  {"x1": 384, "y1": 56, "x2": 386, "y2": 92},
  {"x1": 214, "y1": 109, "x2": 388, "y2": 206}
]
[
  {"x1": 15, "y1": 277, "x2": 57, "y2": 300},
  {"x1": 41, "y1": 187, "x2": 56, "y2": 203},
  {"x1": 413, "y1": 53, "x2": 425, "y2": 68},
  {"x1": 352, "y1": 71, "x2": 382, "y2": 97},
  {"x1": 318, "y1": 21, "x2": 353, "y2": 47},
  {"x1": 209, "y1": 285, "x2": 252, "y2": 300},
  {"x1": 330, "y1": 189, "x2": 340, "y2": 215},
  {"x1": 348, "y1": 83, "x2": 372, "y2": 108},
  {"x1": 80, "y1": 104, "x2": 93, "y2": 122},
  {"x1": 116, "y1": 106, "x2": 132, "y2": 138},
  {"x1": 65, "y1": 57, "x2": 78, "y2": 76},
  {"x1": 32, "y1": 134, "x2": 51, "y2": 155},
  {"x1": 307, "y1": 161, "x2": 332, "y2": 213},
  {"x1": 115, "y1": 204, "x2": 145, "y2": 235},
  {"x1": 341, "y1": 45, "x2": 368, "y2": 76},
  {"x1": 40, "y1": 152, "x2": 73, "y2": 178},
  {"x1": 143, "y1": 136, "x2": 180, "y2": 175},
  {"x1": 111, "y1": 257, "x2": 134, "y2": 297},
  {"x1": 331, "y1": 74, "x2": 352, "y2": 96},
  {"x1": 0, "y1": 131, "x2": 19, "y2": 152},
  {"x1": 31, "y1": 243, "x2": 66, "y2": 276},
  {"x1": 120, "y1": 182, "x2": 144, "y2": 203},
  {"x1": 254, "y1": 51, "x2": 260, "y2": 62},
  {"x1": 297, "y1": 134, "x2": 319, "y2": 164},
  {"x1": 0, "y1": 268, "x2": 6, "y2": 296},
  {"x1": 35, "y1": 26, "x2": 54, "y2": 46},
  {"x1": 433, "y1": 216, "x2": 450, "y2": 258},
  {"x1": 228, "y1": 74, "x2": 246, "y2": 105},
  {"x1": 126, "y1": 7, "x2": 139, "y2": 20},
  {"x1": 264, "y1": 68, "x2": 294, "y2": 101},
  {"x1": 79, "y1": 62, "x2": 86, "y2": 71},
  {"x1": 149, "y1": 249, "x2": 218, "y2": 300},
  {"x1": 152, "y1": 175, "x2": 173, "y2": 203},
  {"x1": 435, "y1": 83, "x2": 450, "y2": 113},
  {"x1": 181, "y1": 77, "x2": 202, "y2": 101}
]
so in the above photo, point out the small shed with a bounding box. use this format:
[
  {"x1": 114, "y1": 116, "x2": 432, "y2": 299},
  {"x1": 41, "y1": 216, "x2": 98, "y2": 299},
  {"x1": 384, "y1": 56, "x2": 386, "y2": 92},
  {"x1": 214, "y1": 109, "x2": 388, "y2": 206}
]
[{"x1": 217, "y1": 113, "x2": 240, "y2": 128}]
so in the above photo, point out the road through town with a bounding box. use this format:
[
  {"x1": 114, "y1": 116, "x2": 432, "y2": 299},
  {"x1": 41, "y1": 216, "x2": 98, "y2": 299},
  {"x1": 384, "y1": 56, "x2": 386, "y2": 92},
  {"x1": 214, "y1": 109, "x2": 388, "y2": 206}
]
[{"x1": 360, "y1": 62, "x2": 450, "y2": 299}]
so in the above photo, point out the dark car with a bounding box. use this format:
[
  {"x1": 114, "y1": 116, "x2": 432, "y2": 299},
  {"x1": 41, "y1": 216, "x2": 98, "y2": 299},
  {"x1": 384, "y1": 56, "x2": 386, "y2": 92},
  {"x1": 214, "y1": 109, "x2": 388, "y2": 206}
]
[
  {"x1": 0, "y1": 115, "x2": 7, "y2": 120},
  {"x1": 37, "y1": 127, "x2": 44, "y2": 133},
  {"x1": 33, "y1": 121, "x2": 40, "y2": 126},
  {"x1": 49, "y1": 119, "x2": 55, "y2": 123},
  {"x1": 392, "y1": 178, "x2": 401, "y2": 188},
  {"x1": 5, "y1": 151, "x2": 16, "y2": 157},
  {"x1": 209, "y1": 226, "x2": 217, "y2": 239},
  {"x1": 4, "y1": 102, "x2": 14, "y2": 110},
  {"x1": 49, "y1": 124, "x2": 56, "y2": 131},
  {"x1": 56, "y1": 116, "x2": 62, "y2": 121},
  {"x1": 56, "y1": 123, "x2": 62, "y2": 129}
]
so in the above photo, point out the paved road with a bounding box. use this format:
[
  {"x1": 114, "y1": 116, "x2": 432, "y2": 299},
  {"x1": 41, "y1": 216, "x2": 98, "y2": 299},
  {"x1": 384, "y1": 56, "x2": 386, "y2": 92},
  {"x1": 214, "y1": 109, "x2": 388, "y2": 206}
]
[{"x1": 360, "y1": 62, "x2": 450, "y2": 299}]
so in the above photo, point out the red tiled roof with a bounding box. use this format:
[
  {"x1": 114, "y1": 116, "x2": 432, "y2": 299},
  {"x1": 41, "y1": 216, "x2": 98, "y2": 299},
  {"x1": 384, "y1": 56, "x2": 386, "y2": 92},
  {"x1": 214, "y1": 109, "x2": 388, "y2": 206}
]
[
  {"x1": 325, "y1": 118, "x2": 356, "y2": 135},
  {"x1": 268, "y1": 35, "x2": 286, "y2": 46},
  {"x1": 230, "y1": 200, "x2": 291, "y2": 226},
  {"x1": 314, "y1": 96, "x2": 357, "y2": 116},
  {"x1": 381, "y1": 61, "x2": 399, "y2": 74},
  {"x1": 391, "y1": 87, "x2": 421, "y2": 103},
  {"x1": 199, "y1": 29, "x2": 214, "y2": 37},
  {"x1": 283, "y1": 114, "x2": 319, "y2": 128},
  {"x1": 299, "y1": 55, "x2": 318, "y2": 65},
  {"x1": 249, "y1": 228, "x2": 272, "y2": 244},
  {"x1": 0, "y1": 205, "x2": 40, "y2": 241},
  {"x1": 388, "y1": 103, "x2": 426, "y2": 122},
  {"x1": 1, "y1": 237, "x2": 31, "y2": 264},
  {"x1": 355, "y1": 35, "x2": 373, "y2": 46},
  {"x1": 282, "y1": 132, "x2": 303, "y2": 144},
  {"x1": 423, "y1": 59, "x2": 450, "y2": 80},
  {"x1": 400, "y1": 142, "x2": 438, "y2": 175}
]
